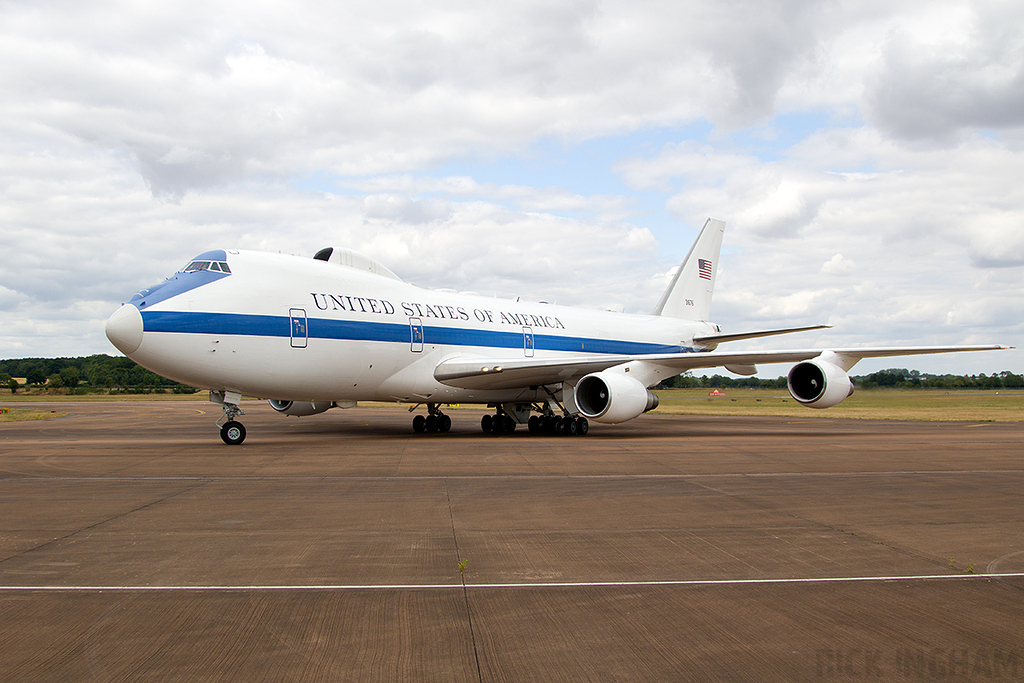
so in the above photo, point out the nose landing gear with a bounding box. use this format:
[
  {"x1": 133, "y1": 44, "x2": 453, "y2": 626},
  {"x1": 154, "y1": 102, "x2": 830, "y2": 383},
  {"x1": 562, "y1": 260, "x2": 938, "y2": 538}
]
[{"x1": 213, "y1": 392, "x2": 247, "y2": 445}]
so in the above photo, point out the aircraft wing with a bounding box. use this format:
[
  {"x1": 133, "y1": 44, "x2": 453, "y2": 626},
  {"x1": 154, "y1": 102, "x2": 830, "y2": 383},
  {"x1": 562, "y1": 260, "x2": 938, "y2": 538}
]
[
  {"x1": 434, "y1": 354, "x2": 637, "y2": 390},
  {"x1": 434, "y1": 345, "x2": 1008, "y2": 390},
  {"x1": 645, "y1": 345, "x2": 1009, "y2": 372}
]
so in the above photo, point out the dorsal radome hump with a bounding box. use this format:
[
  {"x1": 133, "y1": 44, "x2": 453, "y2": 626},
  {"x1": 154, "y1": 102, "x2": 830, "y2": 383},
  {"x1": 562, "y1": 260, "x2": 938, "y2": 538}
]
[{"x1": 313, "y1": 247, "x2": 403, "y2": 282}]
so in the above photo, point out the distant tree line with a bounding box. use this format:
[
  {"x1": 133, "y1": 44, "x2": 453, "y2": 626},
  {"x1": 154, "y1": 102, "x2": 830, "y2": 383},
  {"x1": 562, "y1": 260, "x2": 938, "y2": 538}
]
[
  {"x1": 656, "y1": 368, "x2": 1024, "y2": 390},
  {"x1": 853, "y1": 368, "x2": 1024, "y2": 389},
  {"x1": 0, "y1": 355, "x2": 198, "y2": 394},
  {"x1": 2, "y1": 356, "x2": 1020, "y2": 395}
]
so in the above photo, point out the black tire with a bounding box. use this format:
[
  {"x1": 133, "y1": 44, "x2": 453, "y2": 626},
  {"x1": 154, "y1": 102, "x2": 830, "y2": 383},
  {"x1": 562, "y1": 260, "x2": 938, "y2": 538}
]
[
  {"x1": 528, "y1": 415, "x2": 540, "y2": 433},
  {"x1": 439, "y1": 414, "x2": 452, "y2": 433},
  {"x1": 553, "y1": 416, "x2": 566, "y2": 436},
  {"x1": 481, "y1": 414, "x2": 492, "y2": 433},
  {"x1": 413, "y1": 414, "x2": 426, "y2": 433},
  {"x1": 575, "y1": 416, "x2": 589, "y2": 436},
  {"x1": 425, "y1": 415, "x2": 438, "y2": 433},
  {"x1": 567, "y1": 417, "x2": 578, "y2": 436},
  {"x1": 220, "y1": 420, "x2": 246, "y2": 445},
  {"x1": 504, "y1": 415, "x2": 516, "y2": 433}
]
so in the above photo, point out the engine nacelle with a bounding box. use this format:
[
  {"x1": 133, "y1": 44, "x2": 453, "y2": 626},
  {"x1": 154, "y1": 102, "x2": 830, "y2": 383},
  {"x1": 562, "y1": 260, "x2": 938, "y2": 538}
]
[
  {"x1": 574, "y1": 371, "x2": 660, "y2": 424},
  {"x1": 268, "y1": 400, "x2": 334, "y2": 417},
  {"x1": 787, "y1": 360, "x2": 854, "y2": 409}
]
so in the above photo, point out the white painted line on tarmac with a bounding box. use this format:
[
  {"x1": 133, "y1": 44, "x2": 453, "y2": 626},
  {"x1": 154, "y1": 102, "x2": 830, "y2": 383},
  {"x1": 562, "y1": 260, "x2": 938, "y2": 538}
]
[{"x1": 2, "y1": 573, "x2": 1023, "y2": 592}]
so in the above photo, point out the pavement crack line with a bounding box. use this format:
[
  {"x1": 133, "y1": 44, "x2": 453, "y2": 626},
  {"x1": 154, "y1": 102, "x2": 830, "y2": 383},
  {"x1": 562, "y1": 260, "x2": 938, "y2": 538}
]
[
  {"x1": 681, "y1": 474, "x2": 974, "y2": 575},
  {"x1": 445, "y1": 478, "x2": 483, "y2": 683},
  {"x1": 0, "y1": 480, "x2": 211, "y2": 566}
]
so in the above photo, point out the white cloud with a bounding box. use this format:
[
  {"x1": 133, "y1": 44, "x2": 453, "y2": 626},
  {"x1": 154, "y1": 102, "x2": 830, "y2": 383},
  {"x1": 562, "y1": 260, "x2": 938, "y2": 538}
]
[
  {"x1": 865, "y1": 1, "x2": 1024, "y2": 143},
  {"x1": 968, "y1": 213, "x2": 1024, "y2": 267},
  {"x1": 821, "y1": 253, "x2": 856, "y2": 275}
]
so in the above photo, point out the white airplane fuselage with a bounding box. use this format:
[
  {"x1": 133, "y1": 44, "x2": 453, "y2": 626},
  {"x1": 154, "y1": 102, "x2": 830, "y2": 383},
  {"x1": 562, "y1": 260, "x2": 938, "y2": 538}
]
[{"x1": 111, "y1": 249, "x2": 716, "y2": 405}]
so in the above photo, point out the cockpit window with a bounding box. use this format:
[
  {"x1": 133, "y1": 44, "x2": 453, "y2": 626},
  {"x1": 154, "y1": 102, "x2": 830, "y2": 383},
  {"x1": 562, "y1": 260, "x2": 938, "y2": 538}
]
[{"x1": 180, "y1": 261, "x2": 231, "y2": 273}]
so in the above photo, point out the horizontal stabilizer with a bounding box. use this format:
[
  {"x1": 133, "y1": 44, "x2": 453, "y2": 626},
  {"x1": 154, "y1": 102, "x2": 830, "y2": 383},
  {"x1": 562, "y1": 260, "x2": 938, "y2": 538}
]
[{"x1": 693, "y1": 324, "x2": 831, "y2": 347}]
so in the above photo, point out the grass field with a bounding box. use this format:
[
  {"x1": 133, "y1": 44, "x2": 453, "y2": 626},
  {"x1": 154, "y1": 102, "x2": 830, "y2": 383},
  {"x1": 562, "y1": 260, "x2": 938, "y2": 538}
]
[
  {"x1": 2, "y1": 388, "x2": 1023, "y2": 422},
  {"x1": 0, "y1": 407, "x2": 68, "y2": 422},
  {"x1": 652, "y1": 388, "x2": 1024, "y2": 422},
  {"x1": 0, "y1": 391, "x2": 208, "y2": 402}
]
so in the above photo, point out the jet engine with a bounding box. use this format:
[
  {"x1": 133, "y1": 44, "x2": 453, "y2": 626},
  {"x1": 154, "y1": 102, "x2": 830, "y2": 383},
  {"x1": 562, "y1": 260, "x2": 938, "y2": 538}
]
[
  {"x1": 574, "y1": 371, "x2": 660, "y2": 424},
  {"x1": 268, "y1": 400, "x2": 334, "y2": 416},
  {"x1": 787, "y1": 359, "x2": 854, "y2": 409}
]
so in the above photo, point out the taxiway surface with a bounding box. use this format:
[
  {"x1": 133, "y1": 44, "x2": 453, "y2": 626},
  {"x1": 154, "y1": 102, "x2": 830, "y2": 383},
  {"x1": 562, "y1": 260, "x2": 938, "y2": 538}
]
[{"x1": 1, "y1": 401, "x2": 1022, "y2": 681}]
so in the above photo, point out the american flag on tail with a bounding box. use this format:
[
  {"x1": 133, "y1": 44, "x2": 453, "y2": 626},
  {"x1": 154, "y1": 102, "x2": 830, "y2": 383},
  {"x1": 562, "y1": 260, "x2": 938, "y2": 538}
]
[{"x1": 698, "y1": 258, "x2": 713, "y2": 280}]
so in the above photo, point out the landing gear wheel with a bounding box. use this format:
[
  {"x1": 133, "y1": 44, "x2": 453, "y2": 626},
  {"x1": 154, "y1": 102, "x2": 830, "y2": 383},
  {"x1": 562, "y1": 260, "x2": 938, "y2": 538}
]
[
  {"x1": 425, "y1": 415, "x2": 438, "y2": 432},
  {"x1": 439, "y1": 414, "x2": 452, "y2": 433},
  {"x1": 575, "y1": 416, "x2": 589, "y2": 436},
  {"x1": 413, "y1": 414, "x2": 426, "y2": 433},
  {"x1": 544, "y1": 416, "x2": 558, "y2": 435},
  {"x1": 528, "y1": 415, "x2": 541, "y2": 433},
  {"x1": 481, "y1": 414, "x2": 492, "y2": 433},
  {"x1": 489, "y1": 414, "x2": 504, "y2": 434},
  {"x1": 220, "y1": 420, "x2": 246, "y2": 445}
]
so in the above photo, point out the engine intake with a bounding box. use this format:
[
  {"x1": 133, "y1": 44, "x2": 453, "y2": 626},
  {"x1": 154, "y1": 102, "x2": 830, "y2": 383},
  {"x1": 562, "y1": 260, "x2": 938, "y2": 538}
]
[
  {"x1": 787, "y1": 360, "x2": 854, "y2": 409},
  {"x1": 574, "y1": 371, "x2": 659, "y2": 424},
  {"x1": 268, "y1": 400, "x2": 334, "y2": 416}
]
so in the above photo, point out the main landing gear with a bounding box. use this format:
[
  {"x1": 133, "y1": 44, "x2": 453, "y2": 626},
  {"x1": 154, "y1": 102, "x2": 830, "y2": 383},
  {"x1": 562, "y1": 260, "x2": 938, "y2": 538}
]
[
  {"x1": 409, "y1": 397, "x2": 591, "y2": 437},
  {"x1": 481, "y1": 401, "x2": 589, "y2": 437},
  {"x1": 526, "y1": 413, "x2": 589, "y2": 436},
  {"x1": 412, "y1": 403, "x2": 452, "y2": 433},
  {"x1": 481, "y1": 410, "x2": 516, "y2": 434}
]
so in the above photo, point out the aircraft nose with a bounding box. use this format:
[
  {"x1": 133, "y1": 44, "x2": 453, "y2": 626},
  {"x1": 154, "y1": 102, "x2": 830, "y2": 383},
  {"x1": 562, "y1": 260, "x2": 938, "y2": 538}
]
[{"x1": 105, "y1": 304, "x2": 144, "y2": 355}]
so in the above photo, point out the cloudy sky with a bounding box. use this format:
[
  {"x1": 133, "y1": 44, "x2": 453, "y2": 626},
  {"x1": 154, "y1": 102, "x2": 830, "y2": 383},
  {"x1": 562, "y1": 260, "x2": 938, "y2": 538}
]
[{"x1": 2, "y1": 0, "x2": 1021, "y2": 376}]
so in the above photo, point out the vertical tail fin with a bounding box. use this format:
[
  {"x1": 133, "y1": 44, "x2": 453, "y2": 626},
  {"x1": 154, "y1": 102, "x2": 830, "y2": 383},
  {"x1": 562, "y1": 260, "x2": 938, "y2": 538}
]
[{"x1": 651, "y1": 218, "x2": 725, "y2": 321}]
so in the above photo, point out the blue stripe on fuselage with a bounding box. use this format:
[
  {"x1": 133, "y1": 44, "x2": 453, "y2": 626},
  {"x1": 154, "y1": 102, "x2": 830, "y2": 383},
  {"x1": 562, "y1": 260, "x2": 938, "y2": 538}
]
[{"x1": 141, "y1": 310, "x2": 688, "y2": 355}]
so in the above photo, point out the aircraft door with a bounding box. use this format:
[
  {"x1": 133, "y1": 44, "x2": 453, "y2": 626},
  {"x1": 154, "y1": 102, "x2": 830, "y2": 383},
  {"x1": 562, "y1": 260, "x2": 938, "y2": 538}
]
[
  {"x1": 410, "y1": 317, "x2": 424, "y2": 352},
  {"x1": 523, "y1": 326, "x2": 535, "y2": 357},
  {"x1": 289, "y1": 308, "x2": 308, "y2": 348}
]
